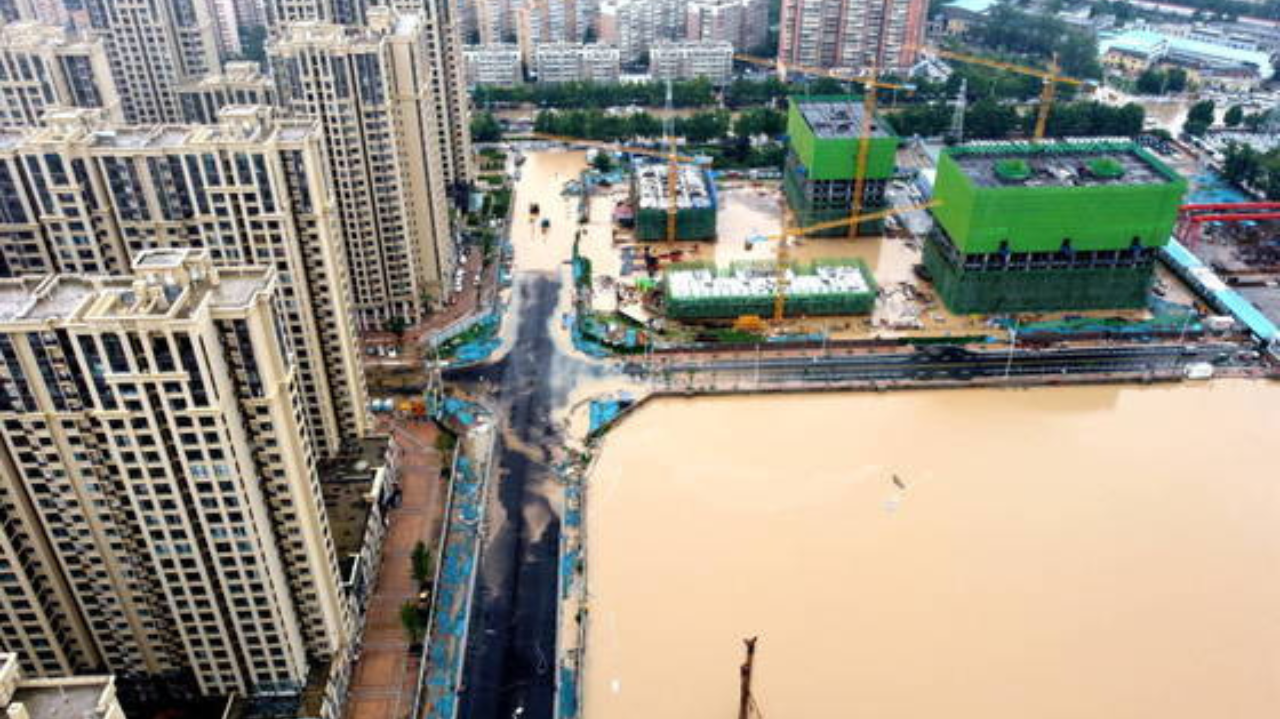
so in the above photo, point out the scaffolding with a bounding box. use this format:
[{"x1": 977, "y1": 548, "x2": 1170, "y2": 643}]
[
  {"x1": 923, "y1": 233, "x2": 1156, "y2": 314},
  {"x1": 664, "y1": 259, "x2": 878, "y2": 319},
  {"x1": 632, "y1": 162, "x2": 718, "y2": 241},
  {"x1": 783, "y1": 95, "x2": 900, "y2": 238}
]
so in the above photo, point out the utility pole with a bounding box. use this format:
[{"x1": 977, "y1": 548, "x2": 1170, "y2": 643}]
[{"x1": 738, "y1": 636, "x2": 758, "y2": 719}]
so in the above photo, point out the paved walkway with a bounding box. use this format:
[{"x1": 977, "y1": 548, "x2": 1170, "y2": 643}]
[{"x1": 346, "y1": 420, "x2": 447, "y2": 719}]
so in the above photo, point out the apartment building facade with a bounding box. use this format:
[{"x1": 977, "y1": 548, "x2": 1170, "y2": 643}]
[
  {"x1": 0, "y1": 107, "x2": 369, "y2": 459},
  {"x1": 463, "y1": 43, "x2": 523, "y2": 86},
  {"x1": 271, "y1": 9, "x2": 463, "y2": 326},
  {"x1": 0, "y1": 250, "x2": 346, "y2": 697},
  {"x1": 0, "y1": 22, "x2": 122, "y2": 128},
  {"x1": 597, "y1": 0, "x2": 686, "y2": 65},
  {"x1": 83, "y1": 0, "x2": 223, "y2": 123},
  {"x1": 534, "y1": 42, "x2": 621, "y2": 83},
  {"x1": 649, "y1": 40, "x2": 734, "y2": 83},
  {"x1": 685, "y1": 0, "x2": 769, "y2": 53},
  {"x1": 779, "y1": 0, "x2": 927, "y2": 73},
  {"x1": 177, "y1": 61, "x2": 278, "y2": 124}
]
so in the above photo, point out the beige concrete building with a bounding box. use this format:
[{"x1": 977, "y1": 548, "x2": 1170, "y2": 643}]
[
  {"x1": 0, "y1": 250, "x2": 346, "y2": 697},
  {"x1": 0, "y1": 107, "x2": 369, "y2": 459},
  {"x1": 534, "y1": 42, "x2": 621, "y2": 83},
  {"x1": 271, "y1": 7, "x2": 469, "y2": 326},
  {"x1": 177, "y1": 61, "x2": 277, "y2": 124},
  {"x1": 685, "y1": 0, "x2": 768, "y2": 53},
  {"x1": 0, "y1": 654, "x2": 126, "y2": 719},
  {"x1": 649, "y1": 40, "x2": 733, "y2": 83},
  {"x1": 83, "y1": 0, "x2": 223, "y2": 123},
  {"x1": 0, "y1": 22, "x2": 122, "y2": 128},
  {"x1": 598, "y1": 0, "x2": 686, "y2": 66},
  {"x1": 464, "y1": 43, "x2": 523, "y2": 87}
]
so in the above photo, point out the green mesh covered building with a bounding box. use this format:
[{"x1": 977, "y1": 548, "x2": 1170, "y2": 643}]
[
  {"x1": 632, "y1": 162, "x2": 717, "y2": 241},
  {"x1": 784, "y1": 96, "x2": 900, "y2": 237},
  {"x1": 924, "y1": 141, "x2": 1187, "y2": 314}
]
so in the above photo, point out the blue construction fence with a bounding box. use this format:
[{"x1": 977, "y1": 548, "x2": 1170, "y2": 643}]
[
  {"x1": 436, "y1": 312, "x2": 502, "y2": 367},
  {"x1": 423, "y1": 453, "x2": 486, "y2": 719}
]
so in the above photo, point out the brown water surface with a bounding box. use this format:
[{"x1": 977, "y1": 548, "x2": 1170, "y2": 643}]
[{"x1": 585, "y1": 382, "x2": 1280, "y2": 718}]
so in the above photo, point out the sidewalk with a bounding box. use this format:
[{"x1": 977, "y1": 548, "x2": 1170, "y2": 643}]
[{"x1": 345, "y1": 421, "x2": 447, "y2": 719}]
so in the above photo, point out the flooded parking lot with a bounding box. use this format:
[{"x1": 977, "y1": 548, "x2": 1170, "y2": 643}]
[{"x1": 584, "y1": 381, "x2": 1280, "y2": 718}]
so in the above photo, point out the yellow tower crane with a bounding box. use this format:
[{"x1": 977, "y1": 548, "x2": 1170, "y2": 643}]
[
  {"x1": 530, "y1": 132, "x2": 695, "y2": 249},
  {"x1": 913, "y1": 46, "x2": 1091, "y2": 140},
  {"x1": 759, "y1": 200, "x2": 939, "y2": 322},
  {"x1": 735, "y1": 54, "x2": 912, "y2": 240}
]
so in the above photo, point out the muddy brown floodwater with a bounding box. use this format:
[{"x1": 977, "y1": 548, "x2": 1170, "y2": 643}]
[{"x1": 584, "y1": 381, "x2": 1280, "y2": 718}]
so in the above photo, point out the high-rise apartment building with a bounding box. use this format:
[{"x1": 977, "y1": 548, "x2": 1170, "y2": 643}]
[
  {"x1": 0, "y1": 249, "x2": 347, "y2": 696},
  {"x1": 177, "y1": 61, "x2": 277, "y2": 124},
  {"x1": 685, "y1": 0, "x2": 768, "y2": 54},
  {"x1": 264, "y1": 0, "x2": 428, "y2": 26},
  {"x1": 83, "y1": 0, "x2": 223, "y2": 123},
  {"x1": 779, "y1": 0, "x2": 927, "y2": 73},
  {"x1": 0, "y1": 0, "x2": 32, "y2": 23},
  {"x1": 0, "y1": 107, "x2": 369, "y2": 459},
  {"x1": 0, "y1": 22, "x2": 122, "y2": 128},
  {"x1": 597, "y1": 0, "x2": 687, "y2": 65},
  {"x1": 271, "y1": 7, "x2": 467, "y2": 325}
]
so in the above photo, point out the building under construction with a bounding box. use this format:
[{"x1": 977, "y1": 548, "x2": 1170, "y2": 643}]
[
  {"x1": 784, "y1": 96, "x2": 900, "y2": 237},
  {"x1": 632, "y1": 161, "x2": 717, "y2": 241},
  {"x1": 664, "y1": 259, "x2": 878, "y2": 319},
  {"x1": 924, "y1": 140, "x2": 1187, "y2": 314}
]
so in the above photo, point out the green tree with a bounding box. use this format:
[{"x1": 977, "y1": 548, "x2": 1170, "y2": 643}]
[
  {"x1": 400, "y1": 601, "x2": 426, "y2": 645},
  {"x1": 1184, "y1": 99, "x2": 1215, "y2": 136},
  {"x1": 1224, "y1": 105, "x2": 1245, "y2": 127},
  {"x1": 965, "y1": 99, "x2": 1019, "y2": 139},
  {"x1": 591, "y1": 152, "x2": 614, "y2": 172},
  {"x1": 1136, "y1": 69, "x2": 1164, "y2": 95},
  {"x1": 1166, "y1": 67, "x2": 1188, "y2": 92},
  {"x1": 470, "y1": 111, "x2": 503, "y2": 143},
  {"x1": 411, "y1": 540, "x2": 433, "y2": 588},
  {"x1": 733, "y1": 108, "x2": 786, "y2": 137}
]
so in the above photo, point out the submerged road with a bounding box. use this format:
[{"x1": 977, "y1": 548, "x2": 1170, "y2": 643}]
[{"x1": 450, "y1": 273, "x2": 609, "y2": 719}]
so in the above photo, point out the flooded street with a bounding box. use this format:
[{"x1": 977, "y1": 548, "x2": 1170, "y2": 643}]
[{"x1": 585, "y1": 382, "x2": 1280, "y2": 718}]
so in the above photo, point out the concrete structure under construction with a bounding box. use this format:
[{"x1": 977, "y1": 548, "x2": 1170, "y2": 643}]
[
  {"x1": 665, "y1": 259, "x2": 877, "y2": 318},
  {"x1": 924, "y1": 140, "x2": 1187, "y2": 314},
  {"x1": 631, "y1": 161, "x2": 717, "y2": 241},
  {"x1": 783, "y1": 95, "x2": 900, "y2": 237}
]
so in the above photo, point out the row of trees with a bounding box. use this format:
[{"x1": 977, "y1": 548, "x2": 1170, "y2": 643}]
[
  {"x1": 966, "y1": 5, "x2": 1104, "y2": 79},
  {"x1": 890, "y1": 100, "x2": 1146, "y2": 140},
  {"x1": 1221, "y1": 143, "x2": 1280, "y2": 200},
  {"x1": 533, "y1": 108, "x2": 733, "y2": 143},
  {"x1": 1134, "y1": 67, "x2": 1189, "y2": 95},
  {"x1": 473, "y1": 78, "x2": 717, "y2": 109}
]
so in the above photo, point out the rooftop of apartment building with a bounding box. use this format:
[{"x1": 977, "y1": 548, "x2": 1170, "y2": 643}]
[
  {"x1": 320, "y1": 435, "x2": 392, "y2": 563},
  {"x1": 0, "y1": 20, "x2": 94, "y2": 51},
  {"x1": 0, "y1": 106, "x2": 314, "y2": 152},
  {"x1": 796, "y1": 99, "x2": 891, "y2": 139},
  {"x1": 947, "y1": 141, "x2": 1180, "y2": 189},
  {"x1": 177, "y1": 61, "x2": 272, "y2": 90},
  {"x1": 0, "y1": 249, "x2": 273, "y2": 327},
  {"x1": 1, "y1": 654, "x2": 120, "y2": 719},
  {"x1": 271, "y1": 6, "x2": 422, "y2": 50}
]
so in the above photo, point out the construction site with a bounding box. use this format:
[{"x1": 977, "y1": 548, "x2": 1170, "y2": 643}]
[{"x1": 924, "y1": 140, "x2": 1188, "y2": 314}]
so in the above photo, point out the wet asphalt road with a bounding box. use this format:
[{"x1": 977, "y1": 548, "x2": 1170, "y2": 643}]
[{"x1": 450, "y1": 273, "x2": 604, "y2": 719}]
